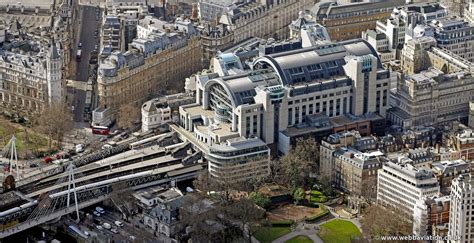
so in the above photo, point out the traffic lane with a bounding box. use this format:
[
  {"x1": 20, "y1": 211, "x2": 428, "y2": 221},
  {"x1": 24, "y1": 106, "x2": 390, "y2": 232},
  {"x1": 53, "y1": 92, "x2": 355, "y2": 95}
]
[
  {"x1": 76, "y1": 5, "x2": 99, "y2": 82},
  {"x1": 73, "y1": 89, "x2": 86, "y2": 122}
]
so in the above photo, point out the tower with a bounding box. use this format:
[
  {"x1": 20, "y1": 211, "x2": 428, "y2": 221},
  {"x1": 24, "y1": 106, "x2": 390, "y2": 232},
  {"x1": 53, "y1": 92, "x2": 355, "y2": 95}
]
[{"x1": 46, "y1": 39, "x2": 63, "y2": 104}]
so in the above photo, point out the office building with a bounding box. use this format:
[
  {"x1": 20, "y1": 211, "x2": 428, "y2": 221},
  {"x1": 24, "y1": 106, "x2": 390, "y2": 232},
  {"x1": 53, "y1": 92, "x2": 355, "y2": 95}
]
[
  {"x1": 93, "y1": 18, "x2": 202, "y2": 126},
  {"x1": 362, "y1": 29, "x2": 395, "y2": 62},
  {"x1": 174, "y1": 38, "x2": 391, "y2": 181},
  {"x1": 101, "y1": 15, "x2": 125, "y2": 53},
  {"x1": 450, "y1": 129, "x2": 474, "y2": 160},
  {"x1": 0, "y1": 24, "x2": 64, "y2": 112},
  {"x1": 333, "y1": 148, "x2": 382, "y2": 198},
  {"x1": 141, "y1": 92, "x2": 195, "y2": 132},
  {"x1": 377, "y1": 162, "x2": 440, "y2": 216},
  {"x1": 309, "y1": 0, "x2": 405, "y2": 41},
  {"x1": 467, "y1": 0, "x2": 474, "y2": 25},
  {"x1": 390, "y1": 68, "x2": 474, "y2": 129},
  {"x1": 220, "y1": 0, "x2": 315, "y2": 43},
  {"x1": 198, "y1": 0, "x2": 238, "y2": 23},
  {"x1": 448, "y1": 174, "x2": 474, "y2": 242},
  {"x1": 319, "y1": 131, "x2": 377, "y2": 181},
  {"x1": 432, "y1": 159, "x2": 472, "y2": 193},
  {"x1": 429, "y1": 17, "x2": 474, "y2": 63},
  {"x1": 413, "y1": 195, "x2": 450, "y2": 237}
]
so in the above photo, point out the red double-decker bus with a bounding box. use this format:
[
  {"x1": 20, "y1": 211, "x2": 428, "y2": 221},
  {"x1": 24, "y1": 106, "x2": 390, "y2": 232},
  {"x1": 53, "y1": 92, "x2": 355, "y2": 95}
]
[{"x1": 92, "y1": 125, "x2": 110, "y2": 135}]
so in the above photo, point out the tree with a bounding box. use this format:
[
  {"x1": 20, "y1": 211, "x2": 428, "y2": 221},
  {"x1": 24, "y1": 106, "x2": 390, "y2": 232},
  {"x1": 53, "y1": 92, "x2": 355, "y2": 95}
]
[
  {"x1": 268, "y1": 159, "x2": 283, "y2": 184},
  {"x1": 249, "y1": 192, "x2": 271, "y2": 209},
  {"x1": 193, "y1": 170, "x2": 246, "y2": 204},
  {"x1": 223, "y1": 199, "x2": 265, "y2": 243},
  {"x1": 293, "y1": 187, "x2": 305, "y2": 205},
  {"x1": 280, "y1": 137, "x2": 319, "y2": 189},
  {"x1": 360, "y1": 204, "x2": 412, "y2": 239},
  {"x1": 118, "y1": 104, "x2": 140, "y2": 130},
  {"x1": 36, "y1": 103, "x2": 73, "y2": 150}
]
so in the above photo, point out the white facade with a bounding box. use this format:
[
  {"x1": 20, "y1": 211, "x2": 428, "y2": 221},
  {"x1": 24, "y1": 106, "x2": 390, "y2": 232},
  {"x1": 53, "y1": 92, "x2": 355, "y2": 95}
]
[
  {"x1": 176, "y1": 39, "x2": 391, "y2": 182},
  {"x1": 377, "y1": 162, "x2": 440, "y2": 216},
  {"x1": 467, "y1": 0, "x2": 474, "y2": 25},
  {"x1": 219, "y1": 0, "x2": 314, "y2": 43},
  {"x1": 198, "y1": 0, "x2": 236, "y2": 23},
  {"x1": 0, "y1": 40, "x2": 64, "y2": 111},
  {"x1": 449, "y1": 174, "x2": 474, "y2": 243},
  {"x1": 390, "y1": 68, "x2": 474, "y2": 129}
]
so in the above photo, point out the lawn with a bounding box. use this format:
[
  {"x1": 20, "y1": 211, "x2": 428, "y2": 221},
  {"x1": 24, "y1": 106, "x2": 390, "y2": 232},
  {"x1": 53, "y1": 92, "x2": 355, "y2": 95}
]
[
  {"x1": 286, "y1": 235, "x2": 313, "y2": 243},
  {"x1": 318, "y1": 219, "x2": 361, "y2": 243},
  {"x1": 252, "y1": 226, "x2": 291, "y2": 243},
  {"x1": 0, "y1": 117, "x2": 49, "y2": 157}
]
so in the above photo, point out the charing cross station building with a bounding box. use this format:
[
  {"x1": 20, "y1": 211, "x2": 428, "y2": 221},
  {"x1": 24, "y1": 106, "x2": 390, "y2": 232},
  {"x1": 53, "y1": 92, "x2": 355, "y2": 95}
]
[{"x1": 172, "y1": 39, "x2": 391, "y2": 182}]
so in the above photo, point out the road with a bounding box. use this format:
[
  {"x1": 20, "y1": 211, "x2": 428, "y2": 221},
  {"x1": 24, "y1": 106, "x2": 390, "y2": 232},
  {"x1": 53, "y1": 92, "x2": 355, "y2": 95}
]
[{"x1": 72, "y1": 5, "x2": 101, "y2": 123}]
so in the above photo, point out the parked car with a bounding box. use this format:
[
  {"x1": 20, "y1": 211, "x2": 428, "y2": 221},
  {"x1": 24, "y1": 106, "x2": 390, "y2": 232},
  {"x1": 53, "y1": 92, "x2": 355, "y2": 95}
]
[
  {"x1": 114, "y1": 221, "x2": 124, "y2": 227},
  {"x1": 102, "y1": 223, "x2": 111, "y2": 230},
  {"x1": 75, "y1": 144, "x2": 84, "y2": 153},
  {"x1": 93, "y1": 211, "x2": 101, "y2": 217},
  {"x1": 29, "y1": 164, "x2": 39, "y2": 168},
  {"x1": 110, "y1": 228, "x2": 118, "y2": 234},
  {"x1": 95, "y1": 206, "x2": 105, "y2": 214},
  {"x1": 43, "y1": 157, "x2": 53, "y2": 163},
  {"x1": 95, "y1": 225, "x2": 103, "y2": 231}
]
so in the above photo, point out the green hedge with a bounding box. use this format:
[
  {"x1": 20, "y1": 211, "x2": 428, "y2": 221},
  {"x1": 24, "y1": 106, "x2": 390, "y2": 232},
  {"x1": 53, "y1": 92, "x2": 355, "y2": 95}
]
[
  {"x1": 310, "y1": 190, "x2": 328, "y2": 203},
  {"x1": 305, "y1": 210, "x2": 330, "y2": 223},
  {"x1": 271, "y1": 219, "x2": 295, "y2": 227}
]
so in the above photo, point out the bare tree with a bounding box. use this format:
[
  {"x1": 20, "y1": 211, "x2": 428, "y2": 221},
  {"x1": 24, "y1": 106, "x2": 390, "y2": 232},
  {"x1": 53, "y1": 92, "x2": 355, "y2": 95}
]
[
  {"x1": 193, "y1": 170, "x2": 247, "y2": 204},
  {"x1": 361, "y1": 204, "x2": 412, "y2": 239},
  {"x1": 223, "y1": 199, "x2": 264, "y2": 243},
  {"x1": 36, "y1": 103, "x2": 74, "y2": 150},
  {"x1": 118, "y1": 104, "x2": 140, "y2": 130},
  {"x1": 280, "y1": 137, "x2": 319, "y2": 189}
]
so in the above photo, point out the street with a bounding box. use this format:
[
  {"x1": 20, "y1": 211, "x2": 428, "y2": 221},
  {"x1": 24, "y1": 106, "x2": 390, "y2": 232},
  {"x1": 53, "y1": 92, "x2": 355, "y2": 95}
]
[{"x1": 72, "y1": 4, "x2": 101, "y2": 124}]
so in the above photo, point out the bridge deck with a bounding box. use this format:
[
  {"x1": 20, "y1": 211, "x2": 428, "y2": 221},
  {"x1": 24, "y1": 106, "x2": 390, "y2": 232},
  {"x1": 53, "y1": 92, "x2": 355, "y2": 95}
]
[
  {"x1": 42, "y1": 145, "x2": 165, "y2": 183},
  {"x1": 28, "y1": 156, "x2": 183, "y2": 197}
]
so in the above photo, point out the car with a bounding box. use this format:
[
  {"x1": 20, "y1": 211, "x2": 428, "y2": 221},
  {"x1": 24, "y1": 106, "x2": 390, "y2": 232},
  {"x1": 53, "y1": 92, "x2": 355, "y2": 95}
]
[
  {"x1": 95, "y1": 225, "x2": 103, "y2": 231},
  {"x1": 114, "y1": 221, "x2": 124, "y2": 227},
  {"x1": 75, "y1": 144, "x2": 84, "y2": 153},
  {"x1": 110, "y1": 130, "x2": 120, "y2": 135},
  {"x1": 84, "y1": 231, "x2": 90, "y2": 237},
  {"x1": 43, "y1": 157, "x2": 53, "y2": 163},
  {"x1": 110, "y1": 228, "x2": 119, "y2": 234},
  {"x1": 102, "y1": 144, "x2": 112, "y2": 150},
  {"x1": 99, "y1": 137, "x2": 107, "y2": 142},
  {"x1": 78, "y1": 42, "x2": 82, "y2": 48},
  {"x1": 95, "y1": 206, "x2": 105, "y2": 214},
  {"x1": 93, "y1": 211, "x2": 101, "y2": 217},
  {"x1": 120, "y1": 132, "x2": 129, "y2": 139},
  {"x1": 29, "y1": 163, "x2": 39, "y2": 168},
  {"x1": 102, "y1": 223, "x2": 111, "y2": 230}
]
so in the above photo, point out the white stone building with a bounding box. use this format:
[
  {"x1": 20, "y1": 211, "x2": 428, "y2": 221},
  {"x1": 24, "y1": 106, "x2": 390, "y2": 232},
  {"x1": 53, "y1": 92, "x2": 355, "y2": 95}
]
[
  {"x1": 141, "y1": 92, "x2": 195, "y2": 132},
  {"x1": 449, "y1": 174, "x2": 474, "y2": 242},
  {"x1": 377, "y1": 161, "x2": 440, "y2": 216},
  {"x1": 174, "y1": 39, "x2": 391, "y2": 182}
]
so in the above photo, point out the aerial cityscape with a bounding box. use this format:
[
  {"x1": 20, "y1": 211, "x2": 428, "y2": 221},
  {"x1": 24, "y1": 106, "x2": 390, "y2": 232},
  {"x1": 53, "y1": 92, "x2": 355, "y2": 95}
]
[{"x1": 0, "y1": 0, "x2": 474, "y2": 242}]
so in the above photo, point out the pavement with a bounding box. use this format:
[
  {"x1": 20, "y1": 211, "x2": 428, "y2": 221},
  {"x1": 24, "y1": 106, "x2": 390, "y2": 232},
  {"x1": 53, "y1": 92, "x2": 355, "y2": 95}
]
[{"x1": 271, "y1": 205, "x2": 362, "y2": 243}]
